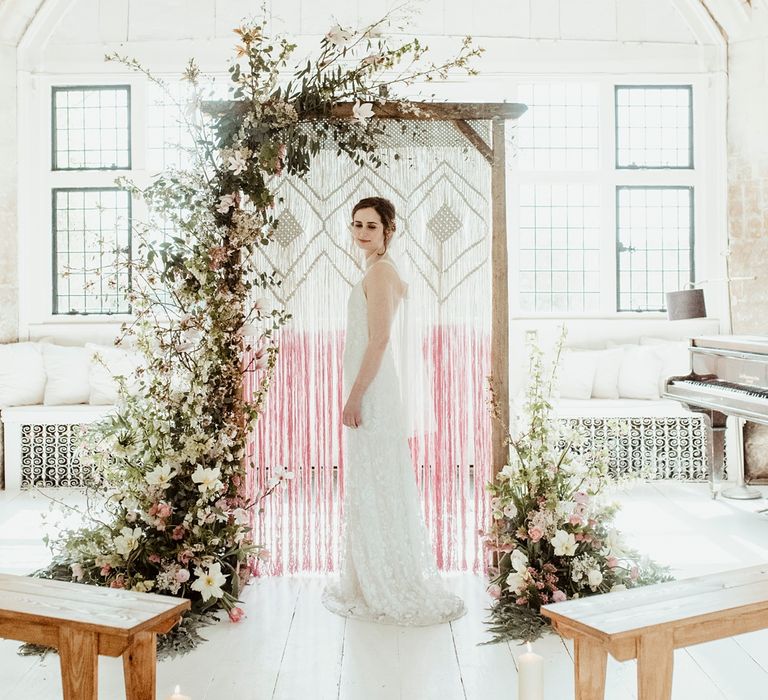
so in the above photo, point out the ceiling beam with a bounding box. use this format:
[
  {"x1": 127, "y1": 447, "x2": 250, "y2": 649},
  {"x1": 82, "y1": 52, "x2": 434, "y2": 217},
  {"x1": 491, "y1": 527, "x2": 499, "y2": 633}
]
[
  {"x1": 669, "y1": 0, "x2": 728, "y2": 44},
  {"x1": 17, "y1": 0, "x2": 79, "y2": 68}
]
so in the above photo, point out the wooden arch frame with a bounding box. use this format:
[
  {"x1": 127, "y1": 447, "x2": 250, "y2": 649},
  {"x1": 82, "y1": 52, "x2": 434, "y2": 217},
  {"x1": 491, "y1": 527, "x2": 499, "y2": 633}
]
[{"x1": 210, "y1": 99, "x2": 528, "y2": 480}]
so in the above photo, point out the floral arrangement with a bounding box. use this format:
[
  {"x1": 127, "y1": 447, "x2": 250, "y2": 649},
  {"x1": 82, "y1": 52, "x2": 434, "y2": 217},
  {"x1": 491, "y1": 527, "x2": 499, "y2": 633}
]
[
  {"x1": 483, "y1": 331, "x2": 671, "y2": 643},
  {"x1": 32, "y1": 11, "x2": 482, "y2": 656}
]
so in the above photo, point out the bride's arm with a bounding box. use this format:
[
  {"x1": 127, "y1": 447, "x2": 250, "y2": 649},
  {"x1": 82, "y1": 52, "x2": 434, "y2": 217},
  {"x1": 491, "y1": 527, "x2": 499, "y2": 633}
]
[{"x1": 345, "y1": 265, "x2": 401, "y2": 415}]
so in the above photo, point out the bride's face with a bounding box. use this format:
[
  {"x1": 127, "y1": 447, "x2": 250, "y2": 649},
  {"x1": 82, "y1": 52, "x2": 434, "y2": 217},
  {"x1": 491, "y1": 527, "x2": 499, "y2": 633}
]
[{"x1": 350, "y1": 207, "x2": 386, "y2": 254}]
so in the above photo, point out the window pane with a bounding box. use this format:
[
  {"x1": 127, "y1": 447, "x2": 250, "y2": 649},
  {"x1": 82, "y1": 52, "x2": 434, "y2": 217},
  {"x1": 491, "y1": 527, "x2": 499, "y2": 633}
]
[
  {"x1": 53, "y1": 189, "x2": 132, "y2": 314},
  {"x1": 616, "y1": 186, "x2": 693, "y2": 312},
  {"x1": 518, "y1": 184, "x2": 601, "y2": 312},
  {"x1": 615, "y1": 86, "x2": 692, "y2": 168},
  {"x1": 516, "y1": 82, "x2": 600, "y2": 171},
  {"x1": 146, "y1": 81, "x2": 198, "y2": 173},
  {"x1": 52, "y1": 86, "x2": 131, "y2": 170}
]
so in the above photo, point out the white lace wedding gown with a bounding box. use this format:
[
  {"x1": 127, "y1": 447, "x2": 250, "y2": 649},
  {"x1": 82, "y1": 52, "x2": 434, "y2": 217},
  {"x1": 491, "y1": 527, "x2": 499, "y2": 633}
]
[{"x1": 322, "y1": 258, "x2": 466, "y2": 626}]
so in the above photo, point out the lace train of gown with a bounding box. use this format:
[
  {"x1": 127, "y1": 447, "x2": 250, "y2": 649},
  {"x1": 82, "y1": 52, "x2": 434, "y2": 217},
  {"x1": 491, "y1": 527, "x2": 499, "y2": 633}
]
[{"x1": 322, "y1": 258, "x2": 466, "y2": 626}]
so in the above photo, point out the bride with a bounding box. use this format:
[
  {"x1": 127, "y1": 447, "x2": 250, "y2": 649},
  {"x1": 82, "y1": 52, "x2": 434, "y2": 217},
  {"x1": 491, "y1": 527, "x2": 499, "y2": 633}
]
[{"x1": 322, "y1": 196, "x2": 466, "y2": 626}]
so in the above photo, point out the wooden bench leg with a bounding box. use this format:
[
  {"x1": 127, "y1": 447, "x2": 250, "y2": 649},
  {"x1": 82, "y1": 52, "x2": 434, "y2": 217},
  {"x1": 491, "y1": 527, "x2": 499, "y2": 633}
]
[
  {"x1": 59, "y1": 628, "x2": 98, "y2": 700},
  {"x1": 123, "y1": 631, "x2": 157, "y2": 700},
  {"x1": 637, "y1": 631, "x2": 673, "y2": 700},
  {"x1": 574, "y1": 637, "x2": 607, "y2": 700}
]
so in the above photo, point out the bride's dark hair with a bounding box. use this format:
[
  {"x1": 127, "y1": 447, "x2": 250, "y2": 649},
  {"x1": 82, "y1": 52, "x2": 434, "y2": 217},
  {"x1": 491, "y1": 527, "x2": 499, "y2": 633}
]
[{"x1": 351, "y1": 196, "x2": 397, "y2": 256}]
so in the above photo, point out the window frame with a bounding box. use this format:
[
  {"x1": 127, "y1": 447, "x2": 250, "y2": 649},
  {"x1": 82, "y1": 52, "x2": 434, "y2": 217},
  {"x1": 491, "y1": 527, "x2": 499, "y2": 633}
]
[
  {"x1": 508, "y1": 74, "x2": 717, "y2": 320},
  {"x1": 51, "y1": 84, "x2": 133, "y2": 172},
  {"x1": 614, "y1": 84, "x2": 694, "y2": 171}
]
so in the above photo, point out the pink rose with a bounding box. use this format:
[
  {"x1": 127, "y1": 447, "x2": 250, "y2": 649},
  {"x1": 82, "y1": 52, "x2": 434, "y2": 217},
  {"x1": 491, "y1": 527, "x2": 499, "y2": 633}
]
[
  {"x1": 574, "y1": 491, "x2": 589, "y2": 505},
  {"x1": 575, "y1": 533, "x2": 584, "y2": 542},
  {"x1": 569, "y1": 514, "x2": 582, "y2": 526},
  {"x1": 171, "y1": 525, "x2": 186, "y2": 541},
  {"x1": 528, "y1": 527, "x2": 544, "y2": 543},
  {"x1": 100, "y1": 564, "x2": 111, "y2": 576},
  {"x1": 552, "y1": 589, "x2": 567, "y2": 603},
  {"x1": 487, "y1": 584, "x2": 502, "y2": 599},
  {"x1": 607, "y1": 556, "x2": 618, "y2": 569},
  {"x1": 232, "y1": 475, "x2": 242, "y2": 487},
  {"x1": 110, "y1": 576, "x2": 125, "y2": 589},
  {"x1": 176, "y1": 569, "x2": 190, "y2": 583},
  {"x1": 228, "y1": 606, "x2": 245, "y2": 623},
  {"x1": 157, "y1": 503, "x2": 173, "y2": 519},
  {"x1": 148, "y1": 553, "x2": 162, "y2": 564}
]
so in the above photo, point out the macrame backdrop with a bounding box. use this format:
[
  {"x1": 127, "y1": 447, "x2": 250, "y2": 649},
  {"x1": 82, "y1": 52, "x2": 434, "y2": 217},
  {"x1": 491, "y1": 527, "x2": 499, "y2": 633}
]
[{"x1": 244, "y1": 121, "x2": 493, "y2": 575}]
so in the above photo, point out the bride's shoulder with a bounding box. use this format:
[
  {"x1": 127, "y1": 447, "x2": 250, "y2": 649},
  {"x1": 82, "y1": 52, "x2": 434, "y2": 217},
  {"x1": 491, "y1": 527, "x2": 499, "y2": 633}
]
[{"x1": 362, "y1": 259, "x2": 406, "y2": 296}]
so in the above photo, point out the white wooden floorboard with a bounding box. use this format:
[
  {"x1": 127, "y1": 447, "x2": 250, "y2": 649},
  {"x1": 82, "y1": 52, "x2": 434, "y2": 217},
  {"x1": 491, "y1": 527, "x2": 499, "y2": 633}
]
[
  {"x1": 271, "y1": 577, "x2": 346, "y2": 700},
  {"x1": 448, "y1": 573, "x2": 519, "y2": 698},
  {"x1": 685, "y1": 637, "x2": 768, "y2": 700},
  {"x1": 338, "y1": 617, "x2": 401, "y2": 699}
]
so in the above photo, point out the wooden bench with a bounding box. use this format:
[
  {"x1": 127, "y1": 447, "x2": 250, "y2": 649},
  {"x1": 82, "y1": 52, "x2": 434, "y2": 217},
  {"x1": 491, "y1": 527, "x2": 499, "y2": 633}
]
[
  {"x1": 541, "y1": 563, "x2": 768, "y2": 700},
  {"x1": 0, "y1": 573, "x2": 190, "y2": 699}
]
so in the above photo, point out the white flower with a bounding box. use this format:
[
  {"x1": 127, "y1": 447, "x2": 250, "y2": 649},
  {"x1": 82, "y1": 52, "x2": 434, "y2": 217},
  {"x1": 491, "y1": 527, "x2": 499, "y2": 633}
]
[
  {"x1": 132, "y1": 579, "x2": 155, "y2": 593},
  {"x1": 352, "y1": 100, "x2": 375, "y2": 124},
  {"x1": 191, "y1": 465, "x2": 223, "y2": 493},
  {"x1": 502, "y1": 502, "x2": 517, "y2": 519},
  {"x1": 551, "y1": 529, "x2": 578, "y2": 557},
  {"x1": 70, "y1": 563, "x2": 84, "y2": 581},
  {"x1": 216, "y1": 193, "x2": 237, "y2": 213},
  {"x1": 603, "y1": 529, "x2": 624, "y2": 556},
  {"x1": 233, "y1": 508, "x2": 250, "y2": 526},
  {"x1": 325, "y1": 24, "x2": 354, "y2": 48},
  {"x1": 510, "y1": 548, "x2": 528, "y2": 574},
  {"x1": 506, "y1": 571, "x2": 527, "y2": 593},
  {"x1": 587, "y1": 569, "x2": 604, "y2": 590},
  {"x1": 145, "y1": 464, "x2": 177, "y2": 488},
  {"x1": 190, "y1": 562, "x2": 228, "y2": 601},
  {"x1": 228, "y1": 151, "x2": 248, "y2": 176},
  {"x1": 114, "y1": 526, "x2": 143, "y2": 557},
  {"x1": 611, "y1": 584, "x2": 627, "y2": 592}
]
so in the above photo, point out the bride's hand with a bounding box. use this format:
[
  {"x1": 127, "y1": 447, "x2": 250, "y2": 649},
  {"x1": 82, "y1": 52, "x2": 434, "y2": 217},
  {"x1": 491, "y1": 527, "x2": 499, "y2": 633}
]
[{"x1": 342, "y1": 396, "x2": 363, "y2": 428}]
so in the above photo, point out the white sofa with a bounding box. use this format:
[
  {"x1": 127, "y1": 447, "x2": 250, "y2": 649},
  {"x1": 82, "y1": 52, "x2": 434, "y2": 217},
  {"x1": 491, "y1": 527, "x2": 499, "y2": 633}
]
[
  {"x1": 0, "y1": 333, "x2": 138, "y2": 490},
  {"x1": 509, "y1": 317, "x2": 723, "y2": 480}
]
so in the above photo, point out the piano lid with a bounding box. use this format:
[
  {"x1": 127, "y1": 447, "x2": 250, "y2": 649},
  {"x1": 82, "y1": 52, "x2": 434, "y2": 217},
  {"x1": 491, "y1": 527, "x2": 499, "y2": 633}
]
[{"x1": 692, "y1": 335, "x2": 768, "y2": 355}]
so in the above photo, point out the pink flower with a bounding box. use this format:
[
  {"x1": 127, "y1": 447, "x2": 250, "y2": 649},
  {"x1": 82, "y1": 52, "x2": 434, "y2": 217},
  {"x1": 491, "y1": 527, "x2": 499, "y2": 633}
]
[
  {"x1": 515, "y1": 597, "x2": 527, "y2": 606},
  {"x1": 176, "y1": 569, "x2": 190, "y2": 583},
  {"x1": 157, "y1": 503, "x2": 173, "y2": 519},
  {"x1": 110, "y1": 576, "x2": 125, "y2": 589},
  {"x1": 607, "y1": 556, "x2": 618, "y2": 569},
  {"x1": 148, "y1": 553, "x2": 162, "y2": 564},
  {"x1": 228, "y1": 606, "x2": 245, "y2": 623},
  {"x1": 178, "y1": 549, "x2": 194, "y2": 565},
  {"x1": 487, "y1": 584, "x2": 502, "y2": 599},
  {"x1": 257, "y1": 549, "x2": 271, "y2": 561},
  {"x1": 232, "y1": 475, "x2": 242, "y2": 487},
  {"x1": 575, "y1": 533, "x2": 584, "y2": 542},
  {"x1": 171, "y1": 525, "x2": 186, "y2": 541},
  {"x1": 630, "y1": 565, "x2": 639, "y2": 581},
  {"x1": 100, "y1": 564, "x2": 111, "y2": 576},
  {"x1": 574, "y1": 491, "x2": 589, "y2": 505},
  {"x1": 552, "y1": 589, "x2": 567, "y2": 603},
  {"x1": 569, "y1": 514, "x2": 582, "y2": 526},
  {"x1": 528, "y1": 527, "x2": 544, "y2": 542}
]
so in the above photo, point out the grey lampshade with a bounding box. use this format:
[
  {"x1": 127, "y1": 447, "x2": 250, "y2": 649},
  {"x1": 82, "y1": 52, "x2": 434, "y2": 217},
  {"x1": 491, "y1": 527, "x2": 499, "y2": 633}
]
[{"x1": 666, "y1": 288, "x2": 707, "y2": 320}]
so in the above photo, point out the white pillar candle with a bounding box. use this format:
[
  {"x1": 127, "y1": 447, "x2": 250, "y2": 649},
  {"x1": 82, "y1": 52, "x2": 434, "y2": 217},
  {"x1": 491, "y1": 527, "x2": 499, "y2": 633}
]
[
  {"x1": 167, "y1": 685, "x2": 192, "y2": 700},
  {"x1": 518, "y1": 642, "x2": 544, "y2": 700}
]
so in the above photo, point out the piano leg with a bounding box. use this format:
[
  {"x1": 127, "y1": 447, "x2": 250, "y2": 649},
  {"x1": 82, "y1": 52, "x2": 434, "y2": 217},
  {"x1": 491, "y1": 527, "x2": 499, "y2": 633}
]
[
  {"x1": 722, "y1": 416, "x2": 762, "y2": 500},
  {"x1": 697, "y1": 410, "x2": 725, "y2": 499}
]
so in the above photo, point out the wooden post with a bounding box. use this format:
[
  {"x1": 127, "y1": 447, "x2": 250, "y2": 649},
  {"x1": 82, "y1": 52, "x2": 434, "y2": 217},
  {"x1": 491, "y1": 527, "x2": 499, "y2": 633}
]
[{"x1": 490, "y1": 116, "x2": 510, "y2": 480}]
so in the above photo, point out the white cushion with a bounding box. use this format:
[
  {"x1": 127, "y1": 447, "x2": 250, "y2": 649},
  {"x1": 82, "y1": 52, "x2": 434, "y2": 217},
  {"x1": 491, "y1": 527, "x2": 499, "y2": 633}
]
[
  {"x1": 586, "y1": 347, "x2": 624, "y2": 399},
  {"x1": 41, "y1": 344, "x2": 90, "y2": 405},
  {"x1": 639, "y1": 337, "x2": 692, "y2": 393},
  {"x1": 0, "y1": 342, "x2": 46, "y2": 407},
  {"x1": 556, "y1": 350, "x2": 598, "y2": 400},
  {"x1": 612, "y1": 345, "x2": 663, "y2": 400},
  {"x1": 86, "y1": 343, "x2": 141, "y2": 405}
]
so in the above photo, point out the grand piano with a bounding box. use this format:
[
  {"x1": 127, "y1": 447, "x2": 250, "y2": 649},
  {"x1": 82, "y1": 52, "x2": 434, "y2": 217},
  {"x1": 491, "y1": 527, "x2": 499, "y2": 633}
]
[{"x1": 664, "y1": 335, "x2": 768, "y2": 499}]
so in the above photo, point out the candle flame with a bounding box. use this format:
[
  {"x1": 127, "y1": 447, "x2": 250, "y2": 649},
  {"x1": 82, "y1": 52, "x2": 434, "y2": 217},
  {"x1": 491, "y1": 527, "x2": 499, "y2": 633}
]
[
  {"x1": 526, "y1": 642, "x2": 532, "y2": 653},
  {"x1": 174, "y1": 686, "x2": 181, "y2": 693}
]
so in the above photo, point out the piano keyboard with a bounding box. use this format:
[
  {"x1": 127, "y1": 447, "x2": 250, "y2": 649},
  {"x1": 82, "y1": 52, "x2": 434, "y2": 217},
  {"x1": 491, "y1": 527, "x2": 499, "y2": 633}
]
[{"x1": 664, "y1": 379, "x2": 768, "y2": 426}]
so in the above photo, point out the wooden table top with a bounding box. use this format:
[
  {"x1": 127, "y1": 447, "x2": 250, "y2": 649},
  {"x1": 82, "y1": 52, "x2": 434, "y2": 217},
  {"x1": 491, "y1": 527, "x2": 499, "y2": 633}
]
[
  {"x1": 541, "y1": 563, "x2": 768, "y2": 641},
  {"x1": 0, "y1": 573, "x2": 191, "y2": 637}
]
